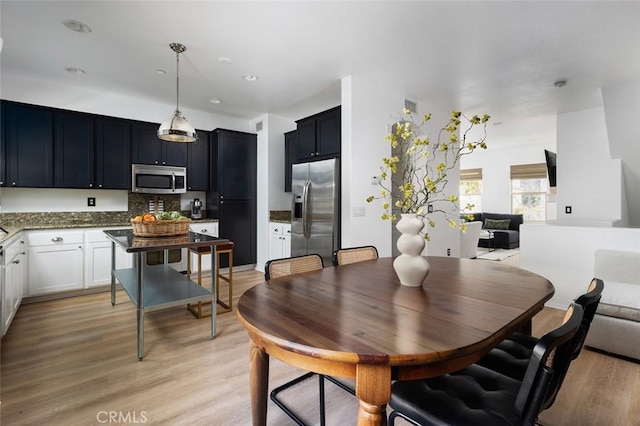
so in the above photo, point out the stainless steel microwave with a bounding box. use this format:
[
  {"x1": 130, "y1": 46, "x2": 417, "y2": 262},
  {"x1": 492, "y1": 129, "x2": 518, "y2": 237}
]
[{"x1": 131, "y1": 164, "x2": 187, "y2": 194}]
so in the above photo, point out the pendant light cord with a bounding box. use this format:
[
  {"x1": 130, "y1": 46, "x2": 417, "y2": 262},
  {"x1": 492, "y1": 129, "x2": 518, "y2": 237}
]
[{"x1": 175, "y1": 49, "x2": 180, "y2": 114}]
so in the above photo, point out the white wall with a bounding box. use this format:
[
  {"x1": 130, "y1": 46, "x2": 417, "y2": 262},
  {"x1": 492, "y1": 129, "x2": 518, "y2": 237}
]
[
  {"x1": 341, "y1": 74, "x2": 464, "y2": 257},
  {"x1": 265, "y1": 114, "x2": 296, "y2": 210},
  {"x1": 253, "y1": 113, "x2": 296, "y2": 273},
  {"x1": 521, "y1": 223, "x2": 640, "y2": 309},
  {"x1": 1, "y1": 71, "x2": 250, "y2": 132},
  {"x1": 460, "y1": 134, "x2": 556, "y2": 215},
  {"x1": 341, "y1": 74, "x2": 399, "y2": 257},
  {"x1": 602, "y1": 81, "x2": 640, "y2": 226},
  {"x1": 556, "y1": 106, "x2": 624, "y2": 225}
]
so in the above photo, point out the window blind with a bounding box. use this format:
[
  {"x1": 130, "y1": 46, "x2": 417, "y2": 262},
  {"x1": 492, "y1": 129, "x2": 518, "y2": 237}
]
[
  {"x1": 460, "y1": 168, "x2": 482, "y2": 181},
  {"x1": 510, "y1": 163, "x2": 546, "y2": 179}
]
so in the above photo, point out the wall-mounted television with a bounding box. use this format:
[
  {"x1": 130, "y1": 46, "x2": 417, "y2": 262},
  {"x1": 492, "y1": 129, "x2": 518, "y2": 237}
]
[{"x1": 544, "y1": 149, "x2": 557, "y2": 187}]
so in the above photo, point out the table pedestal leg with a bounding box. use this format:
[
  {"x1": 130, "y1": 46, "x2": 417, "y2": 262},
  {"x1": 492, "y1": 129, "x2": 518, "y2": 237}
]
[
  {"x1": 356, "y1": 364, "x2": 391, "y2": 426},
  {"x1": 249, "y1": 343, "x2": 269, "y2": 426}
]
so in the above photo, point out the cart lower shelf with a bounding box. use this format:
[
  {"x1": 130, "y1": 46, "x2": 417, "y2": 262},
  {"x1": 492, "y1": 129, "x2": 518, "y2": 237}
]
[{"x1": 112, "y1": 265, "x2": 212, "y2": 312}]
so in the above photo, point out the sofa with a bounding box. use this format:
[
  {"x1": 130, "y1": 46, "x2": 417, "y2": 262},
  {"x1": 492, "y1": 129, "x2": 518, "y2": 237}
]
[
  {"x1": 585, "y1": 249, "x2": 640, "y2": 361},
  {"x1": 468, "y1": 212, "x2": 523, "y2": 250}
]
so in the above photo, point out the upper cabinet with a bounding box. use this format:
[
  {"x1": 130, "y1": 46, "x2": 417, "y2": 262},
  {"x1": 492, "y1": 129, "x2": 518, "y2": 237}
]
[
  {"x1": 95, "y1": 116, "x2": 131, "y2": 189},
  {"x1": 211, "y1": 129, "x2": 257, "y2": 200},
  {"x1": 0, "y1": 101, "x2": 207, "y2": 190},
  {"x1": 3, "y1": 102, "x2": 54, "y2": 188},
  {"x1": 131, "y1": 121, "x2": 187, "y2": 167},
  {"x1": 295, "y1": 106, "x2": 341, "y2": 162},
  {"x1": 54, "y1": 110, "x2": 95, "y2": 188},
  {"x1": 187, "y1": 130, "x2": 210, "y2": 191}
]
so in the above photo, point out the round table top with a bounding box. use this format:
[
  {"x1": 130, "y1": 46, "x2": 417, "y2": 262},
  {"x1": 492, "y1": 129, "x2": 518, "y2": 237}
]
[{"x1": 237, "y1": 256, "x2": 554, "y2": 367}]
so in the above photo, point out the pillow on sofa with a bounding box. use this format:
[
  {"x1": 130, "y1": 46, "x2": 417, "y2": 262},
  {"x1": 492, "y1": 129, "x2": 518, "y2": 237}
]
[{"x1": 483, "y1": 218, "x2": 511, "y2": 230}]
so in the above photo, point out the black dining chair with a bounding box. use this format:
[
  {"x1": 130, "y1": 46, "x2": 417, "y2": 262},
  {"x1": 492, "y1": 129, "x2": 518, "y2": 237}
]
[
  {"x1": 332, "y1": 245, "x2": 379, "y2": 266},
  {"x1": 264, "y1": 254, "x2": 353, "y2": 426},
  {"x1": 476, "y1": 278, "x2": 603, "y2": 385},
  {"x1": 388, "y1": 302, "x2": 584, "y2": 426}
]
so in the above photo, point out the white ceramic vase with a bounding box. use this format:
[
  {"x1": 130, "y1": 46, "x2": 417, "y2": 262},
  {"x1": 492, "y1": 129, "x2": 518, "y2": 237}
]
[{"x1": 393, "y1": 213, "x2": 430, "y2": 287}]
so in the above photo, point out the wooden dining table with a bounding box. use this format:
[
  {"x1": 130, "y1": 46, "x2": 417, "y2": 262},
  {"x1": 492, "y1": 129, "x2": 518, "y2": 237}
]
[{"x1": 237, "y1": 256, "x2": 555, "y2": 426}]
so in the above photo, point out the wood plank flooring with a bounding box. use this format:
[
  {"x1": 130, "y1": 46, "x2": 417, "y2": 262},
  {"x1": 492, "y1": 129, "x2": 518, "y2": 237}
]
[{"x1": 2, "y1": 269, "x2": 639, "y2": 425}]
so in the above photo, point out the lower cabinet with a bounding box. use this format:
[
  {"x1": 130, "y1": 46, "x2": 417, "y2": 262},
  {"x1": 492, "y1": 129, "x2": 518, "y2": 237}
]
[
  {"x1": 2, "y1": 234, "x2": 27, "y2": 336},
  {"x1": 188, "y1": 222, "x2": 219, "y2": 274},
  {"x1": 84, "y1": 228, "x2": 133, "y2": 287},
  {"x1": 269, "y1": 222, "x2": 291, "y2": 260},
  {"x1": 27, "y1": 230, "x2": 84, "y2": 295}
]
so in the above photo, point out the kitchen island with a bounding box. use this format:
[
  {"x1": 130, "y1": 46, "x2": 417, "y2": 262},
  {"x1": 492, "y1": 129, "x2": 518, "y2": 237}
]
[{"x1": 104, "y1": 229, "x2": 228, "y2": 360}]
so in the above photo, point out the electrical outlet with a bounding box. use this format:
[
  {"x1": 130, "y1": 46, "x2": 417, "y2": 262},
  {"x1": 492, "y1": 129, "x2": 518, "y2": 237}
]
[
  {"x1": 88, "y1": 197, "x2": 96, "y2": 207},
  {"x1": 352, "y1": 206, "x2": 366, "y2": 217},
  {"x1": 565, "y1": 205, "x2": 572, "y2": 214},
  {"x1": 428, "y1": 205, "x2": 434, "y2": 213}
]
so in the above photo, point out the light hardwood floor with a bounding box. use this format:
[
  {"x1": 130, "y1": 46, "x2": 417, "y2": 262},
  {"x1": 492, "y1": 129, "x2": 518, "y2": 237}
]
[{"x1": 2, "y1": 268, "x2": 639, "y2": 425}]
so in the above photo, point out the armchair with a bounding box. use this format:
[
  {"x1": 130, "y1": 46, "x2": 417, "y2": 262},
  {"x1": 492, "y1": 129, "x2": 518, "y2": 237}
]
[{"x1": 460, "y1": 221, "x2": 482, "y2": 259}]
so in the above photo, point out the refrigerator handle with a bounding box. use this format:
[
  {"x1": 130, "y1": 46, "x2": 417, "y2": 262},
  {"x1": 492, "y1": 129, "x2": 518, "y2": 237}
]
[{"x1": 302, "y1": 180, "x2": 311, "y2": 239}]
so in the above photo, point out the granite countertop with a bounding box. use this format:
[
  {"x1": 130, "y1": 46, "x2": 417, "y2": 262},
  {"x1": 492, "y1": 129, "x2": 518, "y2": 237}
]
[
  {"x1": 0, "y1": 218, "x2": 219, "y2": 247},
  {"x1": 269, "y1": 210, "x2": 291, "y2": 223}
]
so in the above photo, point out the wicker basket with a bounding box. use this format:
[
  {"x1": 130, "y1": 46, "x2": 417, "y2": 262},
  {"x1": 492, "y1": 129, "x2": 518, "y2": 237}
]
[
  {"x1": 131, "y1": 218, "x2": 191, "y2": 237},
  {"x1": 132, "y1": 235, "x2": 190, "y2": 247}
]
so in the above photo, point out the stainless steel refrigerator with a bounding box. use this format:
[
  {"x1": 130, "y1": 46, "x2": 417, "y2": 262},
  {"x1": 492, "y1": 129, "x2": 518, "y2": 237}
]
[{"x1": 291, "y1": 158, "x2": 340, "y2": 265}]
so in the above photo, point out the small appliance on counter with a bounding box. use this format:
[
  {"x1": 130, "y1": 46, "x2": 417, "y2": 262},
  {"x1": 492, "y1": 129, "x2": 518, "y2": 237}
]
[{"x1": 191, "y1": 198, "x2": 202, "y2": 219}]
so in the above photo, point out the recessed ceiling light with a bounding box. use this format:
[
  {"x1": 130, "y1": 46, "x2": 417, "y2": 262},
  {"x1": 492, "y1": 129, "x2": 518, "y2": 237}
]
[
  {"x1": 63, "y1": 20, "x2": 92, "y2": 33},
  {"x1": 218, "y1": 57, "x2": 233, "y2": 64},
  {"x1": 242, "y1": 74, "x2": 259, "y2": 82},
  {"x1": 156, "y1": 69, "x2": 167, "y2": 75},
  {"x1": 209, "y1": 98, "x2": 222, "y2": 104},
  {"x1": 65, "y1": 67, "x2": 86, "y2": 75}
]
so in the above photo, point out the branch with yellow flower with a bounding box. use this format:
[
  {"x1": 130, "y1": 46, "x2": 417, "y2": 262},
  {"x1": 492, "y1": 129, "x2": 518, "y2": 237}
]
[{"x1": 366, "y1": 108, "x2": 490, "y2": 240}]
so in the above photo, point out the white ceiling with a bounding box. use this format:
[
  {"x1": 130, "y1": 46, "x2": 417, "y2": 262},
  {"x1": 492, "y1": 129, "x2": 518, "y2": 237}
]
[{"x1": 1, "y1": 1, "x2": 639, "y2": 146}]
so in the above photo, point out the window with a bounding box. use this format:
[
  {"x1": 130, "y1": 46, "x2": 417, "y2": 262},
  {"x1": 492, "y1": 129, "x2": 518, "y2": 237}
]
[
  {"x1": 460, "y1": 168, "x2": 482, "y2": 213},
  {"x1": 510, "y1": 164, "x2": 548, "y2": 221}
]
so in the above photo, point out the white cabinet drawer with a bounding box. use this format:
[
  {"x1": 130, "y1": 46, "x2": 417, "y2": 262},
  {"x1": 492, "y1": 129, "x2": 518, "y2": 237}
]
[
  {"x1": 27, "y1": 230, "x2": 83, "y2": 246},
  {"x1": 190, "y1": 222, "x2": 218, "y2": 237},
  {"x1": 270, "y1": 222, "x2": 290, "y2": 235}
]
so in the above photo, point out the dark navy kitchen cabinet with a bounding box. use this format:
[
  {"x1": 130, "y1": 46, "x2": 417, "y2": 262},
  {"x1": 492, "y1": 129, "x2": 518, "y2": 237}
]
[
  {"x1": 3, "y1": 101, "x2": 54, "y2": 187},
  {"x1": 218, "y1": 199, "x2": 255, "y2": 266},
  {"x1": 54, "y1": 110, "x2": 95, "y2": 188},
  {"x1": 187, "y1": 130, "x2": 209, "y2": 191},
  {"x1": 132, "y1": 121, "x2": 187, "y2": 167},
  {"x1": 95, "y1": 116, "x2": 131, "y2": 189},
  {"x1": 284, "y1": 130, "x2": 297, "y2": 192},
  {"x1": 295, "y1": 106, "x2": 341, "y2": 162},
  {"x1": 0, "y1": 104, "x2": 5, "y2": 187},
  {"x1": 162, "y1": 136, "x2": 188, "y2": 167},
  {"x1": 207, "y1": 129, "x2": 257, "y2": 267}
]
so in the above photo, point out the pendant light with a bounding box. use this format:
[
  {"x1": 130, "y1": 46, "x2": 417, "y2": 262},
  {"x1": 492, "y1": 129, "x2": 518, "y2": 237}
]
[{"x1": 158, "y1": 42, "x2": 198, "y2": 143}]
